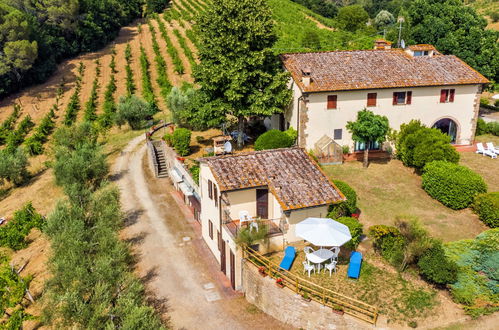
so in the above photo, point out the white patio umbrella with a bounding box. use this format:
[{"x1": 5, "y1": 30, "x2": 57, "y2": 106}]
[
  {"x1": 295, "y1": 217, "x2": 352, "y2": 247},
  {"x1": 492, "y1": 94, "x2": 499, "y2": 100}
]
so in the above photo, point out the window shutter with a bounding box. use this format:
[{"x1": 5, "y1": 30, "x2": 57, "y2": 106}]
[
  {"x1": 393, "y1": 92, "x2": 398, "y2": 105},
  {"x1": 367, "y1": 93, "x2": 377, "y2": 107},
  {"x1": 214, "y1": 186, "x2": 218, "y2": 207},
  {"x1": 449, "y1": 89, "x2": 455, "y2": 102},
  {"x1": 208, "y1": 180, "x2": 213, "y2": 199},
  {"x1": 406, "y1": 91, "x2": 412, "y2": 105},
  {"x1": 327, "y1": 95, "x2": 337, "y2": 109},
  {"x1": 440, "y1": 89, "x2": 447, "y2": 103}
]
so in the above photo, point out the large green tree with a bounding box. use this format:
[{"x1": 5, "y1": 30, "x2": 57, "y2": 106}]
[
  {"x1": 346, "y1": 109, "x2": 389, "y2": 168},
  {"x1": 194, "y1": 0, "x2": 292, "y2": 147},
  {"x1": 335, "y1": 5, "x2": 369, "y2": 32},
  {"x1": 407, "y1": 0, "x2": 499, "y2": 82}
]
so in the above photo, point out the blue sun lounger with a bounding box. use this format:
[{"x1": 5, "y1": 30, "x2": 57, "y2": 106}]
[
  {"x1": 279, "y1": 246, "x2": 296, "y2": 271},
  {"x1": 347, "y1": 251, "x2": 363, "y2": 279}
]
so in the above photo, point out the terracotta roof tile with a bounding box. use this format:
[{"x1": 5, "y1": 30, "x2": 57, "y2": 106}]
[
  {"x1": 199, "y1": 148, "x2": 345, "y2": 211},
  {"x1": 408, "y1": 44, "x2": 436, "y2": 51},
  {"x1": 281, "y1": 48, "x2": 489, "y2": 93}
]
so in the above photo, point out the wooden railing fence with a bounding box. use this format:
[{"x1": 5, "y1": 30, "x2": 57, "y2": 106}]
[{"x1": 243, "y1": 246, "x2": 378, "y2": 325}]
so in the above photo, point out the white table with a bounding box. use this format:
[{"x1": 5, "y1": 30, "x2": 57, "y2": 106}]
[{"x1": 306, "y1": 248, "x2": 334, "y2": 271}]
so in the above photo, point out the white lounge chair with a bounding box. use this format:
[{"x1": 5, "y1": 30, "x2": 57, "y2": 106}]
[
  {"x1": 303, "y1": 261, "x2": 315, "y2": 277},
  {"x1": 324, "y1": 261, "x2": 337, "y2": 276},
  {"x1": 486, "y1": 142, "x2": 499, "y2": 155},
  {"x1": 476, "y1": 143, "x2": 497, "y2": 159}
]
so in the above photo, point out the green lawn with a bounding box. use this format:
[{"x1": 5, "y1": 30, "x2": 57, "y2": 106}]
[
  {"x1": 268, "y1": 247, "x2": 437, "y2": 323},
  {"x1": 461, "y1": 134, "x2": 499, "y2": 191},
  {"x1": 323, "y1": 159, "x2": 488, "y2": 242}
]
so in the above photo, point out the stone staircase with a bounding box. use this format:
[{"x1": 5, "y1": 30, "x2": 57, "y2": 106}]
[{"x1": 151, "y1": 140, "x2": 168, "y2": 178}]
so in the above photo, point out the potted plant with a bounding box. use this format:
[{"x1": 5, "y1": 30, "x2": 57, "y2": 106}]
[
  {"x1": 258, "y1": 266, "x2": 267, "y2": 277},
  {"x1": 275, "y1": 278, "x2": 284, "y2": 288},
  {"x1": 302, "y1": 292, "x2": 311, "y2": 302},
  {"x1": 332, "y1": 304, "x2": 344, "y2": 315}
]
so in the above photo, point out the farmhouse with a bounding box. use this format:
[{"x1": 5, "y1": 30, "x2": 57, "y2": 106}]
[
  {"x1": 274, "y1": 42, "x2": 489, "y2": 153},
  {"x1": 198, "y1": 147, "x2": 344, "y2": 289}
]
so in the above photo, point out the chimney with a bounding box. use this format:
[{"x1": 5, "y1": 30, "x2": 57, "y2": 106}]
[
  {"x1": 301, "y1": 67, "x2": 311, "y2": 87},
  {"x1": 374, "y1": 39, "x2": 392, "y2": 50}
]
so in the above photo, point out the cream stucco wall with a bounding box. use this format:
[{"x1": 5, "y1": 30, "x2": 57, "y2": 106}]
[
  {"x1": 225, "y1": 188, "x2": 283, "y2": 221},
  {"x1": 199, "y1": 164, "x2": 221, "y2": 261},
  {"x1": 281, "y1": 81, "x2": 481, "y2": 150},
  {"x1": 284, "y1": 206, "x2": 328, "y2": 243}
]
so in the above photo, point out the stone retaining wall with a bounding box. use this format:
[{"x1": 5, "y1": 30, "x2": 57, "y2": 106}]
[{"x1": 242, "y1": 262, "x2": 372, "y2": 330}]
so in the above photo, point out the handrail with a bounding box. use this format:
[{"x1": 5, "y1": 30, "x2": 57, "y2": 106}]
[{"x1": 243, "y1": 246, "x2": 378, "y2": 325}]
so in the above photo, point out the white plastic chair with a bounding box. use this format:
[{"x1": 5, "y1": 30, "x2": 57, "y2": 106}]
[
  {"x1": 324, "y1": 261, "x2": 337, "y2": 276},
  {"x1": 303, "y1": 261, "x2": 315, "y2": 277},
  {"x1": 329, "y1": 246, "x2": 339, "y2": 261},
  {"x1": 249, "y1": 221, "x2": 259, "y2": 232},
  {"x1": 476, "y1": 143, "x2": 497, "y2": 158},
  {"x1": 239, "y1": 210, "x2": 250, "y2": 226},
  {"x1": 304, "y1": 246, "x2": 315, "y2": 255},
  {"x1": 486, "y1": 142, "x2": 499, "y2": 155}
]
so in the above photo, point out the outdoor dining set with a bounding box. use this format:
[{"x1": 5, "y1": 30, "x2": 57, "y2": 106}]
[{"x1": 279, "y1": 217, "x2": 363, "y2": 279}]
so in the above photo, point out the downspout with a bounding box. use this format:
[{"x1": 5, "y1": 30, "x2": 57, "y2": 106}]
[{"x1": 297, "y1": 95, "x2": 303, "y2": 147}]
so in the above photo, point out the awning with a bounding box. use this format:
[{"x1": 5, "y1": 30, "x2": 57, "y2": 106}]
[
  {"x1": 179, "y1": 182, "x2": 193, "y2": 196},
  {"x1": 170, "y1": 168, "x2": 183, "y2": 183}
]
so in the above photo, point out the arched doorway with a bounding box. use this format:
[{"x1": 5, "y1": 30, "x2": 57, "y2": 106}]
[{"x1": 433, "y1": 118, "x2": 458, "y2": 143}]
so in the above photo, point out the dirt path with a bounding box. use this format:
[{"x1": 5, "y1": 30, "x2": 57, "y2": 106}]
[
  {"x1": 305, "y1": 14, "x2": 335, "y2": 32},
  {"x1": 114, "y1": 136, "x2": 287, "y2": 329}
]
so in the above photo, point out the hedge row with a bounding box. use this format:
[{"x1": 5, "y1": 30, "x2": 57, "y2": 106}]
[
  {"x1": 173, "y1": 29, "x2": 196, "y2": 69},
  {"x1": 0, "y1": 105, "x2": 21, "y2": 145},
  {"x1": 83, "y1": 60, "x2": 101, "y2": 122},
  {"x1": 139, "y1": 45, "x2": 158, "y2": 112},
  {"x1": 165, "y1": 128, "x2": 192, "y2": 156},
  {"x1": 0, "y1": 202, "x2": 44, "y2": 250},
  {"x1": 476, "y1": 118, "x2": 499, "y2": 136},
  {"x1": 422, "y1": 161, "x2": 487, "y2": 210},
  {"x1": 148, "y1": 20, "x2": 173, "y2": 102},
  {"x1": 124, "y1": 44, "x2": 136, "y2": 96},
  {"x1": 174, "y1": 0, "x2": 193, "y2": 21},
  {"x1": 328, "y1": 180, "x2": 357, "y2": 218},
  {"x1": 179, "y1": 0, "x2": 197, "y2": 19},
  {"x1": 185, "y1": 29, "x2": 200, "y2": 48},
  {"x1": 5, "y1": 115, "x2": 35, "y2": 154},
  {"x1": 98, "y1": 55, "x2": 118, "y2": 128},
  {"x1": 63, "y1": 62, "x2": 85, "y2": 126},
  {"x1": 157, "y1": 17, "x2": 185, "y2": 74},
  {"x1": 24, "y1": 106, "x2": 57, "y2": 155},
  {"x1": 185, "y1": 0, "x2": 204, "y2": 13},
  {"x1": 472, "y1": 192, "x2": 499, "y2": 228}
]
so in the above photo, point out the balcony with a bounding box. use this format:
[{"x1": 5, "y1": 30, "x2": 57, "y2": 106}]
[{"x1": 224, "y1": 218, "x2": 284, "y2": 239}]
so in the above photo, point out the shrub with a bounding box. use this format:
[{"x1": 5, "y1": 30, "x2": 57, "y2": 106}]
[
  {"x1": 328, "y1": 180, "x2": 357, "y2": 218},
  {"x1": 284, "y1": 127, "x2": 298, "y2": 143},
  {"x1": 486, "y1": 121, "x2": 499, "y2": 136},
  {"x1": 163, "y1": 133, "x2": 173, "y2": 146},
  {"x1": 336, "y1": 217, "x2": 363, "y2": 250},
  {"x1": 342, "y1": 145, "x2": 350, "y2": 154},
  {"x1": 0, "y1": 202, "x2": 44, "y2": 250},
  {"x1": 172, "y1": 128, "x2": 192, "y2": 156},
  {"x1": 475, "y1": 118, "x2": 488, "y2": 136},
  {"x1": 0, "y1": 148, "x2": 29, "y2": 186},
  {"x1": 422, "y1": 161, "x2": 487, "y2": 210},
  {"x1": 417, "y1": 241, "x2": 458, "y2": 284},
  {"x1": 254, "y1": 130, "x2": 294, "y2": 151},
  {"x1": 480, "y1": 97, "x2": 489, "y2": 105},
  {"x1": 397, "y1": 120, "x2": 459, "y2": 169},
  {"x1": 472, "y1": 192, "x2": 499, "y2": 227},
  {"x1": 368, "y1": 224, "x2": 405, "y2": 267},
  {"x1": 189, "y1": 165, "x2": 200, "y2": 184},
  {"x1": 491, "y1": 11, "x2": 499, "y2": 23},
  {"x1": 116, "y1": 96, "x2": 156, "y2": 130}
]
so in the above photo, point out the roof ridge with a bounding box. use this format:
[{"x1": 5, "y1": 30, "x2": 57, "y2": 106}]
[{"x1": 198, "y1": 146, "x2": 302, "y2": 162}]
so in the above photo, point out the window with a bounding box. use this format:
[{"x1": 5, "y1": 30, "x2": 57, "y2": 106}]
[
  {"x1": 367, "y1": 93, "x2": 377, "y2": 107},
  {"x1": 333, "y1": 129, "x2": 342, "y2": 140},
  {"x1": 354, "y1": 141, "x2": 380, "y2": 152},
  {"x1": 208, "y1": 180, "x2": 213, "y2": 199},
  {"x1": 414, "y1": 50, "x2": 429, "y2": 57},
  {"x1": 214, "y1": 185, "x2": 218, "y2": 208},
  {"x1": 440, "y1": 89, "x2": 455, "y2": 103},
  {"x1": 217, "y1": 230, "x2": 221, "y2": 251},
  {"x1": 327, "y1": 95, "x2": 337, "y2": 109},
  {"x1": 208, "y1": 220, "x2": 213, "y2": 239},
  {"x1": 393, "y1": 91, "x2": 412, "y2": 105}
]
